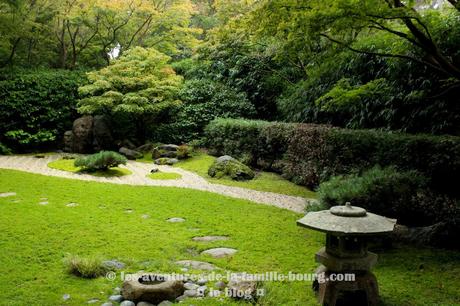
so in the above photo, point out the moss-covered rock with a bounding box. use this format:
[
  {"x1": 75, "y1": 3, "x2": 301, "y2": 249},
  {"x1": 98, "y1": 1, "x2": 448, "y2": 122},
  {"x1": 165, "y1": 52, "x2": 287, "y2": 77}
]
[{"x1": 208, "y1": 155, "x2": 255, "y2": 181}]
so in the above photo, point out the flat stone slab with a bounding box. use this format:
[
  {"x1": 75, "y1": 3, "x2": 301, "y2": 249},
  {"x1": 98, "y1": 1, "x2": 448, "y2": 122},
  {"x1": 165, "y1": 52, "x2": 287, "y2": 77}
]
[
  {"x1": 192, "y1": 236, "x2": 229, "y2": 242},
  {"x1": 66, "y1": 202, "x2": 78, "y2": 207},
  {"x1": 0, "y1": 192, "x2": 16, "y2": 197},
  {"x1": 176, "y1": 260, "x2": 217, "y2": 271},
  {"x1": 39, "y1": 201, "x2": 48, "y2": 205},
  {"x1": 201, "y1": 248, "x2": 237, "y2": 258},
  {"x1": 167, "y1": 217, "x2": 185, "y2": 223}
]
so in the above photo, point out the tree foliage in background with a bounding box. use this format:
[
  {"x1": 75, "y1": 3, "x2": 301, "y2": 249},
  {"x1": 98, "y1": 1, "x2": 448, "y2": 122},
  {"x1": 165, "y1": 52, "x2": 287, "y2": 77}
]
[{"x1": 77, "y1": 47, "x2": 182, "y2": 140}]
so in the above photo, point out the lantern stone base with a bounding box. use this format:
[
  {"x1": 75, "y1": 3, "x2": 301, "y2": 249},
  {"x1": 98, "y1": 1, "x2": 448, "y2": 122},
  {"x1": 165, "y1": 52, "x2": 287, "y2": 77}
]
[{"x1": 313, "y1": 265, "x2": 379, "y2": 306}]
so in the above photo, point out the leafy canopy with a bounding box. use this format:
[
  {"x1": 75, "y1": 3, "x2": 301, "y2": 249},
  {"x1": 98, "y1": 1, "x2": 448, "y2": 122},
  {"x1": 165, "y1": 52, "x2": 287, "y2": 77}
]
[{"x1": 77, "y1": 47, "x2": 182, "y2": 116}]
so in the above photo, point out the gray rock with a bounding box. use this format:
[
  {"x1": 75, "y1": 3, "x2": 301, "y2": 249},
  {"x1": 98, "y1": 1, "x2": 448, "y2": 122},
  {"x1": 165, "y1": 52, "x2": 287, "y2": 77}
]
[
  {"x1": 72, "y1": 116, "x2": 94, "y2": 153},
  {"x1": 92, "y1": 115, "x2": 113, "y2": 151},
  {"x1": 119, "y1": 147, "x2": 143, "y2": 160},
  {"x1": 113, "y1": 287, "x2": 121, "y2": 294},
  {"x1": 0, "y1": 192, "x2": 16, "y2": 197},
  {"x1": 136, "y1": 143, "x2": 155, "y2": 153},
  {"x1": 167, "y1": 217, "x2": 185, "y2": 223},
  {"x1": 175, "y1": 260, "x2": 217, "y2": 271},
  {"x1": 197, "y1": 286, "x2": 207, "y2": 296},
  {"x1": 154, "y1": 158, "x2": 178, "y2": 165},
  {"x1": 158, "y1": 144, "x2": 179, "y2": 151},
  {"x1": 175, "y1": 295, "x2": 186, "y2": 302},
  {"x1": 66, "y1": 202, "x2": 78, "y2": 207},
  {"x1": 227, "y1": 278, "x2": 258, "y2": 301},
  {"x1": 101, "y1": 303, "x2": 113, "y2": 306},
  {"x1": 87, "y1": 298, "x2": 99, "y2": 304},
  {"x1": 208, "y1": 156, "x2": 254, "y2": 181},
  {"x1": 62, "y1": 293, "x2": 71, "y2": 301},
  {"x1": 103, "y1": 260, "x2": 126, "y2": 270},
  {"x1": 120, "y1": 301, "x2": 135, "y2": 306},
  {"x1": 136, "y1": 302, "x2": 155, "y2": 306},
  {"x1": 63, "y1": 130, "x2": 73, "y2": 152},
  {"x1": 184, "y1": 289, "x2": 197, "y2": 297},
  {"x1": 184, "y1": 282, "x2": 199, "y2": 290},
  {"x1": 157, "y1": 301, "x2": 173, "y2": 306},
  {"x1": 108, "y1": 294, "x2": 124, "y2": 302},
  {"x1": 141, "y1": 214, "x2": 150, "y2": 219},
  {"x1": 392, "y1": 219, "x2": 460, "y2": 249},
  {"x1": 122, "y1": 273, "x2": 184, "y2": 304},
  {"x1": 214, "y1": 281, "x2": 226, "y2": 290},
  {"x1": 201, "y1": 248, "x2": 237, "y2": 258},
  {"x1": 196, "y1": 278, "x2": 207, "y2": 286},
  {"x1": 192, "y1": 236, "x2": 229, "y2": 242},
  {"x1": 121, "y1": 139, "x2": 137, "y2": 150},
  {"x1": 39, "y1": 201, "x2": 48, "y2": 205}
]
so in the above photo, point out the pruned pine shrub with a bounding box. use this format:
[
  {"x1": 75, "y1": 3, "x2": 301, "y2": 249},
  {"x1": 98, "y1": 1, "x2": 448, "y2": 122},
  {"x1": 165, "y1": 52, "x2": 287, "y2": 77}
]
[{"x1": 74, "y1": 151, "x2": 127, "y2": 171}]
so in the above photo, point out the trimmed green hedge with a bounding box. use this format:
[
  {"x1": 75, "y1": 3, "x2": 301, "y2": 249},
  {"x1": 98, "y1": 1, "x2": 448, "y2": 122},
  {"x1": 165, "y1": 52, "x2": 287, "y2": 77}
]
[
  {"x1": 0, "y1": 69, "x2": 85, "y2": 152},
  {"x1": 204, "y1": 118, "x2": 460, "y2": 196}
]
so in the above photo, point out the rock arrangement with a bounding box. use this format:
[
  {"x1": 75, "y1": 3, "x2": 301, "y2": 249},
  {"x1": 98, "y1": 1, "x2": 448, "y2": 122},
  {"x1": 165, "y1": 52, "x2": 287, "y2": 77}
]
[
  {"x1": 64, "y1": 115, "x2": 114, "y2": 153},
  {"x1": 152, "y1": 144, "x2": 189, "y2": 165},
  {"x1": 208, "y1": 155, "x2": 255, "y2": 181}
]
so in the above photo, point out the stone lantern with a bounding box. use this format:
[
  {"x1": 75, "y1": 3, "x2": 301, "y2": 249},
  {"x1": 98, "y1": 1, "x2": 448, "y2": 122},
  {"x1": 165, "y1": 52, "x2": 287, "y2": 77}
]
[{"x1": 297, "y1": 202, "x2": 396, "y2": 306}]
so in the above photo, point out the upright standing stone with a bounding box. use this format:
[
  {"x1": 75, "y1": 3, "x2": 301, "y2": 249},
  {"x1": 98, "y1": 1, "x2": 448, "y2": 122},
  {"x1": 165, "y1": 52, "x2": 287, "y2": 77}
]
[{"x1": 72, "y1": 116, "x2": 93, "y2": 153}]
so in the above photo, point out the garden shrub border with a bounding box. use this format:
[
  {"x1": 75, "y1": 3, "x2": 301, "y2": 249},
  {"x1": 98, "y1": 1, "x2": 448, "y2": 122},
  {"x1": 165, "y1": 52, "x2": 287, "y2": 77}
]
[{"x1": 204, "y1": 118, "x2": 460, "y2": 196}]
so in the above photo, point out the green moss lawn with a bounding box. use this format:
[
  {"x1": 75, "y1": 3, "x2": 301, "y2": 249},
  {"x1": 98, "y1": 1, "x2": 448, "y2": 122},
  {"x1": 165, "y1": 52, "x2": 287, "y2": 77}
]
[
  {"x1": 0, "y1": 169, "x2": 459, "y2": 305},
  {"x1": 139, "y1": 151, "x2": 316, "y2": 198},
  {"x1": 48, "y1": 158, "x2": 132, "y2": 177},
  {"x1": 147, "y1": 171, "x2": 182, "y2": 180}
]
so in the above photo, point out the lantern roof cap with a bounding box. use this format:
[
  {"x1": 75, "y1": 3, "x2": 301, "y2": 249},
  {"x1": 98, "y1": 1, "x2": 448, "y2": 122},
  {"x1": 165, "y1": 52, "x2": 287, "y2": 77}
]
[{"x1": 297, "y1": 203, "x2": 396, "y2": 236}]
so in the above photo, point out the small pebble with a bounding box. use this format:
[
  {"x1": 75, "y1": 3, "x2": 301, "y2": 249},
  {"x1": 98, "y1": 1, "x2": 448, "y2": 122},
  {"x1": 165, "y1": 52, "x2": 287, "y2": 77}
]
[
  {"x1": 167, "y1": 217, "x2": 185, "y2": 223},
  {"x1": 101, "y1": 303, "x2": 113, "y2": 306},
  {"x1": 141, "y1": 214, "x2": 150, "y2": 219},
  {"x1": 184, "y1": 289, "x2": 197, "y2": 297},
  {"x1": 62, "y1": 293, "x2": 70, "y2": 301},
  {"x1": 175, "y1": 295, "x2": 187, "y2": 302},
  {"x1": 184, "y1": 282, "x2": 199, "y2": 290},
  {"x1": 120, "y1": 301, "x2": 135, "y2": 306},
  {"x1": 137, "y1": 302, "x2": 155, "y2": 306},
  {"x1": 215, "y1": 281, "x2": 226, "y2": 290},
  {"x1": 157, "y1": 301, "x2": 173, "y2": 306},
  {"x1": 108, "y1": 294, "x2": 123, "y2": 302},
  {"x1": 197, "y1": 278, "x2": 207, "y2": 285},
  {"x1": 87, "y1": 298, "x2": 99, "y2": 304}
]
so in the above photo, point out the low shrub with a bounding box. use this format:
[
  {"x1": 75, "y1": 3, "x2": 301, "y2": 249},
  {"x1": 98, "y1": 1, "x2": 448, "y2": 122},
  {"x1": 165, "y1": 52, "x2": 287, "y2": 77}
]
[
  {"x1": 63, "y1": 254, "x2": 109, "y2": 278},
  {"x1": 317, "y1": 167, "x2": 432, "y2": 225},
  {"x1": 0, "y1": 142, "x2": 11, "y2": 155},
  {"x1": 204, "y1": 118, "x2": 460, "y2": 196},
  {"x1": 74, "y1": 151, "x2": 127, "y2": 171},
  {"x1": 0, "y1": 69, "x2": 84, "y2": 151}
]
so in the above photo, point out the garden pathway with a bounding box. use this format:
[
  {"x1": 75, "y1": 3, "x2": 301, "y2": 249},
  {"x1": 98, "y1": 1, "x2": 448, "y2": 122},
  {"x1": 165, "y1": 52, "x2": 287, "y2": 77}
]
[{"x1": 0, "y1": 154, "x2": 309, "y2": 213}]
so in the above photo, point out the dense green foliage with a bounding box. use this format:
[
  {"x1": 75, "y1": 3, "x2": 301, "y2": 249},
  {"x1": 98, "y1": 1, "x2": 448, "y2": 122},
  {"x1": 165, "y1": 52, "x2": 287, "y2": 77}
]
[
  {"x1": 204, "y1": 118, "x2": 460, "y2": 196},
  {"x1": 152, "y1": 77, "x2": 256, "y2": 143},
  {"x1": 0, "y1": 69, "x2": 84, "y2": 151},
  {"x1": 74, "y1": 151, "x2": 127, "y2": 171},
  {"x1": 77, "y1": 47, "x2": 183, "y2": 140},
  {"x1": 317, "y1": 166, "x2": 454, "y2": 226}
]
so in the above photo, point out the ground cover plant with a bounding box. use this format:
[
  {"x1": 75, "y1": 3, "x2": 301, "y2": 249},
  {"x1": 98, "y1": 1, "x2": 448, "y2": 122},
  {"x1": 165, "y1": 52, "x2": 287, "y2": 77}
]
[
  {"x1": 48, "y1": 158, "x2": 131, "y2": 177},
  {"x1": 0, "y1": 169, "x2": 459, "y2": 305}
]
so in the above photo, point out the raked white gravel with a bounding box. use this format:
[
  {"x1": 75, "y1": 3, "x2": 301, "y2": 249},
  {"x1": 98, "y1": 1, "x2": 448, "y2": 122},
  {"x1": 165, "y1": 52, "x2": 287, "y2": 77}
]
[{"x1": 0, "y1": 154, "x2": 310, "y2": 213}]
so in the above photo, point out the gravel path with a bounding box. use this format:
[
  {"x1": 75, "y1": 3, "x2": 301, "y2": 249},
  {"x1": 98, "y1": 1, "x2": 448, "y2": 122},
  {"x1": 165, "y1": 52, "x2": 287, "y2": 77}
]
[{"x1": 0, "y1": 154, "x2": 309, "y2": 213}]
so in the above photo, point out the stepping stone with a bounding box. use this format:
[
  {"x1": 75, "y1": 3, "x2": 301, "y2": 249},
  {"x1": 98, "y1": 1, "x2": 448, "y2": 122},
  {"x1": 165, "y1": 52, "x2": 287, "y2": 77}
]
[
  {"x1": 141, "y1": 214, "x2": 150, "y2": 219},
  {"x1": 176, "y1": 260, "x2": 217, "y2": 271},
  {"x1": 0, "y1": 192, "x2": 16, "y2": 198},
  {"x1": 103, "y1": 260, "x2": 126, "y2": 270},
  {"x1": 66, "y1": 202, "x2": 78, "y2": 207},
  {"x1": 201, "y1": 248, "x2": 237, "y2": 258},
  {"x1": 87, "y1": 298, "x2": 99, "y2": 304},
  {"x1": 62, "y1": 293, "x2": 71, "y2": 301},
  {"x1": 125, "y1": 209, "x2": 134, "y2": 213},
  {"x1": 192, "y1": 236, "x2": 229, "y2": 242},
  {"x1": 167, "y1": 217, "x2": 185, "y2": 223},
  {"x1": 39, "y1": 201, "x2": 48, "y2": 205}
]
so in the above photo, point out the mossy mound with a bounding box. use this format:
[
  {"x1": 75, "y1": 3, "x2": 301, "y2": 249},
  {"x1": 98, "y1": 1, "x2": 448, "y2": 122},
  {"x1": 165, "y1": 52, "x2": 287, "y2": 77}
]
[{"x1": 208, "y1": 155, "x2": 255, "y2": 181}]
